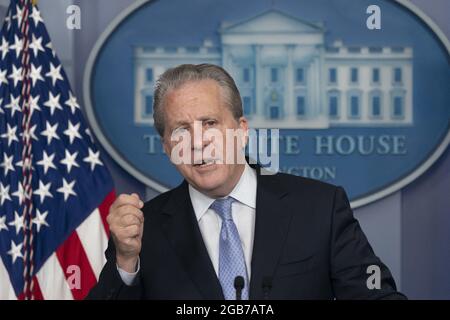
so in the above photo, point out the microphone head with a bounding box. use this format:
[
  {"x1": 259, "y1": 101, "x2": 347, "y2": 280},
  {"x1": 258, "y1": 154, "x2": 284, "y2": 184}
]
[{"x1": 234, "y1": 276, "x2": 245, "y2": 290}]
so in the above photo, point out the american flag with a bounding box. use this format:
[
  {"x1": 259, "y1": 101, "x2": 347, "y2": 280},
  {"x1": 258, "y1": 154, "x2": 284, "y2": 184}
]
[{"x1": 0, "y1": 0, "x2": 115, "y2": 299}]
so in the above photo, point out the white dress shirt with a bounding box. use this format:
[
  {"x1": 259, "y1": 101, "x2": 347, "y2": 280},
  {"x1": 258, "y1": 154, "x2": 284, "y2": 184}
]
[{"x1": 117, "y1": 163, "x2": 257, "y2": 286}]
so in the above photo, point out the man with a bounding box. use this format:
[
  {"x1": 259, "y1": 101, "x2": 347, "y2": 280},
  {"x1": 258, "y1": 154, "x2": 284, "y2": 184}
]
[{"x1": 87, "y1": 64, "x2": 405, "y2": 299}]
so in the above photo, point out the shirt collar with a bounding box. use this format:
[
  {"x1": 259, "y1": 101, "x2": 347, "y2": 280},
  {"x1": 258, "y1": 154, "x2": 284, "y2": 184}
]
[{"x1": 189, "y1": 163, "x2": 257, "y2": 222}]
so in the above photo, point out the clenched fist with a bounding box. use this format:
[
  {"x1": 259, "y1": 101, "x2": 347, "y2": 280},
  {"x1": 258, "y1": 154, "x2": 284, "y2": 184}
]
[{"x1": 107, "y1": 193, "x2": 144, "y2": 273}]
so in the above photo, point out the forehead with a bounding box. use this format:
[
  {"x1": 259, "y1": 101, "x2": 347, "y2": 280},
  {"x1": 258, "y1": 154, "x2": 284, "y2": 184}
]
[
  {"x1": 163, "y1": 79, "x2": 226, "y2": 117},
  {"x1": 166, "y1": 79, "x2": 222, "y2": 104}
]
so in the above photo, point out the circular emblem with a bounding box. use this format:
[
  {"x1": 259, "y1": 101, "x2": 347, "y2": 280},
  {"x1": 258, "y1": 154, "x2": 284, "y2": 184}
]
[{"x1": 84, "y1": 0, "x2": 450, "y2": 208}]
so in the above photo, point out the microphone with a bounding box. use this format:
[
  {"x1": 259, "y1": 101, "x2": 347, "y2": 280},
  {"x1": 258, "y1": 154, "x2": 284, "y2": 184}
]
[
  {"x1": 262, "y1": 276, "x2": 273, "y2": 300},
  {"x1": 234, "y1": 276, "x2": 245, "y2": 300}
]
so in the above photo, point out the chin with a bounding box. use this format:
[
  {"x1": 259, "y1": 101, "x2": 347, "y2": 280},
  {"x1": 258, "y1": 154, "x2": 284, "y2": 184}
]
[
  {"x1": 188, "y1": 167, "x2": 229, "y2": 195},
  {"x1": 191, "y1": 175, "x2": 226, "y2": 193}
]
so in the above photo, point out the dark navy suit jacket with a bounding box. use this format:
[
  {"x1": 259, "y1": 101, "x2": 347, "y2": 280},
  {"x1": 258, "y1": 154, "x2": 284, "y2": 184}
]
[{"x1": 87, "y1": 166, "x2": 405, "y2": 300}]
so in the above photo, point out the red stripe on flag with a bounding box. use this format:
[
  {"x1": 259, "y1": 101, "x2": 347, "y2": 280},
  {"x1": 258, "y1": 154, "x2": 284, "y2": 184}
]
[
  {"x1": 17, "y1": 276, "x2": 44, "y2": 300},
  {"x1": 99, "y1": 190, "x2": 115, "y2": 237},
  {"x1": 56, "y1": 231, "x2": 97, "y2": 300}
]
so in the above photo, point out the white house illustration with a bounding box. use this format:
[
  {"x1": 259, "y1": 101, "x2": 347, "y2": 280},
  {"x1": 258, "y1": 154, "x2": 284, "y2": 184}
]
[{"x1": 133, "y1": 9, "x2": 413, "y2": 128}]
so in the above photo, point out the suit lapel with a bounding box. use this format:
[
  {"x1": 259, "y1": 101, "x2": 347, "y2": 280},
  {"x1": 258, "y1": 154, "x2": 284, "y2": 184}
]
[
  {"x1": 160, "y1": 181, "x2": 224, "y2": 299},
  {"x1": 249, "y1": 170, "x2": 293, "y2": 299}
]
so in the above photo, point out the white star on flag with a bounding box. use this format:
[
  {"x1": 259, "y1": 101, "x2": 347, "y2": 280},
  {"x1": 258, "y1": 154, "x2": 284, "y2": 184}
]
[
  {"x1": 83, "y1": 148, "x2": 103, "y2": 171},
  {"x1": 45, "y1": 41, "x2": 56, "y2": 57},
  {"x1": 0, "y1": 182, "x2": 12, "y2": 206},
  {"x1": 85, "y1": 128, "x2": 94, "y2": 143},
  {"x1": 41, "y1": 121, "x2": 60, "y2": 144},
  {"x1": 0, "y1": 152, "x2": 15, "y2": 176},
  {"x1": 0, "y1": 68, "x2": 8, "y2": 85},
  {"x1": 5, "y1": 94, "x2": 21, "y2": 116},
  {"x1": 64, "y1": 120, "x2": 82, "y2": 144},
  {"x1": 29, "y1": 34, "x2": 45, "y2": 57},
  {"x1": 0, "y1": 215, "x2": 8, "y2": 232},
  {"x1": 16, "y1": 158, "x2": 34, "y2": 171},
  {"x1": 8, "y1": 211, "x2": 24, "y2": 235},
  {"x1": 29, "y1": 94, "x2": 41, "y2": 116},
  {"x1": 30, "y1": 5, "x2": 44, "y2": 27},
  {"x1": 12, "y1": 4, "x2": 23, "y2": 26},
  {"x1": 1, "y1": 124, "x2": 19, "y2": 146},
  {"x1": 43, "y1": 92, "x2": 63, "y2": 115},
  {"x1": 20, "y1": 124, "x2": 39, "y2": 142},
  {"x1": 8, "y1": 64, "x2": 23, "y2": 87},
  {"x1": 60, "y1": 150, "x2": 79, "y2": 173},
  {"x1": 45, "y1": 62, "x2": 63, "y2": 86},
  {"x1": 30, "y1": 63, "x2": 45, "y2": 86},
  {"x1": 4, "y1": 12, "x2": 11, "y2": 31},
  {"x1": 7, "y1": 240, "x2": 24, "y2": 264},
  {"x1": 57, "y1": 178, "x2": 77, "y2": 201},
  {"x1": 32, "y1": 209, "x2": 50, "y2": 232},
  {"x1": 9, "y1": 34, "x2": 23, "y2": 58},
  {"x1": 37, "y1": 151, "x2": 57, "y2": 174},
  {"x1": 0, "y1": 37, "x2": 9, "y2": 59},
  {"x1": 11, "y1": 183, "x2": 25, "y2": 205},
  {"x1": 33, "y1": 180, "x2": 53, "y2": 204},
  {"x1": 65, "y1": 92, "x2": 80, "y2": 114}
]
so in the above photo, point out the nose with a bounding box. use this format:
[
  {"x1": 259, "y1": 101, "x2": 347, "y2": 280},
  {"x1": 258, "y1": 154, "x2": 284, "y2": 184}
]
[{"x1": 191, "y1": 123, "x2": 211, "y2": 164}]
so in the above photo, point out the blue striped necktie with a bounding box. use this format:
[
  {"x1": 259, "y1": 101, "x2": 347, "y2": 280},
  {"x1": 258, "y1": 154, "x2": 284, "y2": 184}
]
[{"x1": 210, "y1": 197, "x2": 249, "y2": 300}]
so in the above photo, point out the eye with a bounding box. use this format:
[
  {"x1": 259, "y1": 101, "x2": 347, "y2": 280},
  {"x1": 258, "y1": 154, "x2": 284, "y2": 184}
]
[
  {"x1": 172, "y1": 126, "x2": 189, "y2": 136},
  {"x1": 204, "y1": 119, "x2": 217, "y2": 127}
]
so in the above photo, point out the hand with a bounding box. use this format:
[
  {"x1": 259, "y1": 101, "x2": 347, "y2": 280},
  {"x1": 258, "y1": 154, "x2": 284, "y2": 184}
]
[{"x1": 107, "y1": 193, "x2": 144, "y2": 273}]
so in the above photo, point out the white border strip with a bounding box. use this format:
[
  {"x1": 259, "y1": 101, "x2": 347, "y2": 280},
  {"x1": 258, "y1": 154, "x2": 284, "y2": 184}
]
[{"x1": 83, "y1": 0, "x2": 450, "y2": 208}]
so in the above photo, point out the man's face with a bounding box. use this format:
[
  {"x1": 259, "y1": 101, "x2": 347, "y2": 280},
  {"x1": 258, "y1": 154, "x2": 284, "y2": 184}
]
[{"x1": 162, "y1": 79, "x2": 248, "y2": 198}]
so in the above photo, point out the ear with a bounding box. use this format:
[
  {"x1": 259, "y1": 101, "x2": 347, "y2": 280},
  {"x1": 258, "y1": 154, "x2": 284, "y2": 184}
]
[{"x1": 238, "y1": 116, "x2": 249, "y2": 148}]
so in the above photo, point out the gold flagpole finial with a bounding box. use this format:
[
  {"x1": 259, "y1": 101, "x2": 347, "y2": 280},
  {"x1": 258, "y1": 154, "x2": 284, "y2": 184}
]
[{"x1": 32, "y1": 0, "x2": 38, "y2": 5}]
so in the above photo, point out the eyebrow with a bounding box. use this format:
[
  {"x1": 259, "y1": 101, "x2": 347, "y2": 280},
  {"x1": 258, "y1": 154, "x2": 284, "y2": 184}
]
[
  {"x1": 198, "y1": 116, "x2": 218, "y2": 122},
  {"x1": 172, "y1": 116, "x2": 218, "y2": 128},
  {"x1": 172, "y1": 120, "x2": 190, "y2": 128}
]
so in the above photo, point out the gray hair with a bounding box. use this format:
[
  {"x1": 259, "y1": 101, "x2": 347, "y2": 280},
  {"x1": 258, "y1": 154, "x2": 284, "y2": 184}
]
[{"x1": 153, "y1": 64, "x2": 243, "y2": 136}]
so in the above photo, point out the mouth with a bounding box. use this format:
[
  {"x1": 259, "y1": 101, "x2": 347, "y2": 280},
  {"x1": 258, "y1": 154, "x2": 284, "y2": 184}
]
[{"x1": 193, "y1": 159, "x2": 218, "y2": 168}]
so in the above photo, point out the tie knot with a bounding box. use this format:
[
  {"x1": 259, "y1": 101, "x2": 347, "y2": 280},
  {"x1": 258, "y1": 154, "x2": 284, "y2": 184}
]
[{"x1": 210, "y1": 197, "x2": 235, "y2": 221}]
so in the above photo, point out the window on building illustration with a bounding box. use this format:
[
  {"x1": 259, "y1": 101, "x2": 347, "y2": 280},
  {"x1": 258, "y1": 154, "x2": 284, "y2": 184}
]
[
  {"x1": 329, "y1": 68, "x2": 337, "y2": 84},
  {"x1": 146, "y1": 68, "x2": 153, "y2": 82},
  {"x1": 271, "y1": 68, "x2": 278, "y2": 82},
  {"x1": 328, "y1": 91, "x2": 340, "y2": 118},
  {"x1": 144, "y1": 95, "x2": 153, "y2": 116},
  {"x1": 348, "y1": 93, "x2": 361, "y2": 118},
  {"x1": 350, "y1": 68, "x2": 358, "y2": 83},
  {"x1": 372, "y1": 68, "x2": 380, "y2": 84},
  {"x1": 297, "y1": 96, "x2": 306, "y2": 116},
  {"x1": 393, "y1": 67, "x2": 402, "y2": 84},
  {"x1": 393, "y1": 96, "x2": 404, "y2": 118},
  {"x1": 371, "y1": 95, "x2": 381, "y2": 117},
  {"x1": 243, "y1": 68, "x2": 250, "y2": 83},
  {"x1": 270, "y1": 106, "x2": 279, "y2": 119},
  {"x1": 243, "y1": 96, "x2": 251, "y2": 115},
  {"x1": 296, "y1": 68, "x2": 305, "y2": 84}
]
